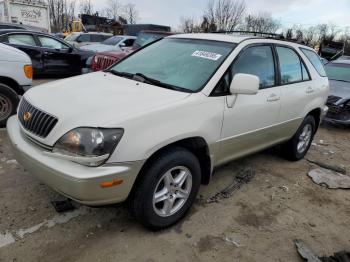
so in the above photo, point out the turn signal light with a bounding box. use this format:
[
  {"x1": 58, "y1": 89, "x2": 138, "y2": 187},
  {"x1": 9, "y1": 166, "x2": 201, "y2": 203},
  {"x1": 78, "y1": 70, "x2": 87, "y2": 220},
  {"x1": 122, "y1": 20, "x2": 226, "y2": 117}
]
[
  {"x1": 100, "y1": 179, "x2": 123, "y2": 188},
  {"x1": 24, "y1": 65, "x2": 33, "y2": 79}
]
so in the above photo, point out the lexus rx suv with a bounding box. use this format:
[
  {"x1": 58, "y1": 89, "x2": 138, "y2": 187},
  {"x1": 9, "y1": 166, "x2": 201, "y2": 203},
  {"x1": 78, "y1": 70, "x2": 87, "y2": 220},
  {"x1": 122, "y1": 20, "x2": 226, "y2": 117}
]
[{"x1": 7, "y1": 33, "x2": 329, "y2": 229}]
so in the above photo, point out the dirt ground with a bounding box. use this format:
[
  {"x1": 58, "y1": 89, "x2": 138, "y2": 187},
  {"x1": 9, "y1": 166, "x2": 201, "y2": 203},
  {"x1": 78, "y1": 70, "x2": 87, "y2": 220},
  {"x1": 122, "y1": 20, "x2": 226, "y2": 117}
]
[{"x1": 0, "y1": 80, "x2": 349, "y2": 262}]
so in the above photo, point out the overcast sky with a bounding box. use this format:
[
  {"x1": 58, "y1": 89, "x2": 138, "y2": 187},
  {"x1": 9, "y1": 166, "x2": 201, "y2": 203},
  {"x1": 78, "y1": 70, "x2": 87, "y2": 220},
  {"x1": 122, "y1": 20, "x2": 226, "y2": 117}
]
[{"x1": 94, "y1": 0, "x2": 350, "y2": 30}]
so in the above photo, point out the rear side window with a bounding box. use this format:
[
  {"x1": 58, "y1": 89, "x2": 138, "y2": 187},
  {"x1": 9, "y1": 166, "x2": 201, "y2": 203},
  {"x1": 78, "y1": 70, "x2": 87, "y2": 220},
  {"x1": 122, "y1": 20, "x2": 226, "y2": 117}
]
[
  {"x1": 276, "y1": 47, "x2": 304, "y2": 84},
  {"x1": 78, "y1": 34, "x2": 90, "y2": 42},
  {"x1": 8, "y1": 34, "x2": 36, "y2": 46},
  {"x1": 231, "y1": 45, "x2": 276, "y2": 89},
  {"x1": 300, "y1": 48, "x2": 327, "y2": 77}
]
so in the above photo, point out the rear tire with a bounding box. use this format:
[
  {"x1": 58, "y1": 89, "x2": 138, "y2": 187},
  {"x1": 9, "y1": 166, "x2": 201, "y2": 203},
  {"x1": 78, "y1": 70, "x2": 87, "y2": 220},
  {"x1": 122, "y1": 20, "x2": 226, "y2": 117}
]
[
  {"x1": 282, "y1": 115, "x2": 316, "y2": 161},
  {"x1": 0, "y1": 83, "x2": 19, "y2": 127},
  {"x1": 129, "y1": 147, "x2": 201, "y2": 230}
]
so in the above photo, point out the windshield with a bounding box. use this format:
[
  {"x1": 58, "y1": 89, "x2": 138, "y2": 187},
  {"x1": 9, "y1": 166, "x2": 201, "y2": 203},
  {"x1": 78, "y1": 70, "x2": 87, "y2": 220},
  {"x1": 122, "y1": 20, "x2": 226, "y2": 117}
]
[
  {"x1": 134, "y1": 32, "x2": 167, "y2": 48},
  {"x1": 110, "y1": 38, "x2": 236, "y2": 92},
  {"x1": 325, "y1": 63, "x2": 350, "y2": 83},
  {"x1": 65, "y1": 34, "x2": 78, "y2": 41},
  {"x1": 102, "y1": 36, "x2": 123, "y2": 46}
]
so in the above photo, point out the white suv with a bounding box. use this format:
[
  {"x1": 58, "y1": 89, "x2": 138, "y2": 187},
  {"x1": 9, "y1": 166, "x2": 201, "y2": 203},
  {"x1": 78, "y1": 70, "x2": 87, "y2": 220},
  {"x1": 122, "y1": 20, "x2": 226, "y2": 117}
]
[
  {"x1": 0, "y1": 43, "x2": 32, "y2": 127},
  {"x1": 7, "y1": 33, "x2": 329, "y2": 229}
]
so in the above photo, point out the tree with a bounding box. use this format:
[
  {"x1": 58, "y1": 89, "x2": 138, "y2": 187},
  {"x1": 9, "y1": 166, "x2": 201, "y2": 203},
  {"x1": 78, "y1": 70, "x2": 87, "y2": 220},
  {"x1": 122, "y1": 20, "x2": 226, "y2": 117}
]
[
  {"x1": 205, "y1": 0, "x2": 246, "y2": 31},
  {"x1": 79, "y1": 0, "x2": 94, "y2": 15},
  {"x1": 243, "y1": 13, "x2": 280, "y2": 33},
  {"x1": 104, "y1": 0, "x2": 122, "y2": 20},
  {"x1": 47, "y1": 0, "x2": 75, "y2": 32},
  {"x1": 180, "y1": 16, "x2": 200, "y2": 33},
  {"x1": 123, "y1": 3, "x2": 139, "y2": 24}
]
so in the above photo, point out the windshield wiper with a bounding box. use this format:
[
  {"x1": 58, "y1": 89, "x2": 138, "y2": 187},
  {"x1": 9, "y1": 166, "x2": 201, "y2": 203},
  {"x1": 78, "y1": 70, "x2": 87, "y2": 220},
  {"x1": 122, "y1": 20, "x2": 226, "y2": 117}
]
[
  {"x1": 107, "y1": 70, "x2": 134, "y2": 79},
  {"x1": 133, "y1": 73, "x2": 194, "y2": 93}
]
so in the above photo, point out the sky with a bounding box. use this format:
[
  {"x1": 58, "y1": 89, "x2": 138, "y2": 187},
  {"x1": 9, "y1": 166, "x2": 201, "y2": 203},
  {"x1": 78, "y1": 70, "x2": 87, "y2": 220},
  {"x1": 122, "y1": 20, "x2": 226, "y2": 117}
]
[{"x1": 94, "y1": 0, "x2": 350, "y2": 31}]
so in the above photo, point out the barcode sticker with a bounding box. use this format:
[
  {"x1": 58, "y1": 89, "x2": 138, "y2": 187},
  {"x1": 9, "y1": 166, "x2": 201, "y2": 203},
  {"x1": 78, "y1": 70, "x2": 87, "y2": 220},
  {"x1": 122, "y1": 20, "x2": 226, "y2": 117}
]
[{"x1": 191, "y1": 51, "x2": 222, "y2": 61}]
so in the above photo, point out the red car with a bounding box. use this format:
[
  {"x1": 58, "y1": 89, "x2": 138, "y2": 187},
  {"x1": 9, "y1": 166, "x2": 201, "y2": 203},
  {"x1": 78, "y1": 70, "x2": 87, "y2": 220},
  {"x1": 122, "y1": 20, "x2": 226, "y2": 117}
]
[{"x1": 91, "y1": 31, "x2": 174, "y2": 71}]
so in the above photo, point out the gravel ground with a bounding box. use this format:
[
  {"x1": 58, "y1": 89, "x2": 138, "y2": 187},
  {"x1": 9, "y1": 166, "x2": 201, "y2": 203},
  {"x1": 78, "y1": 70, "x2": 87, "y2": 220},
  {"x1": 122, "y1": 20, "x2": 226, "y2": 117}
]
[{"x1": 0, "y1": 79, "x2": 349, "y2": 262}]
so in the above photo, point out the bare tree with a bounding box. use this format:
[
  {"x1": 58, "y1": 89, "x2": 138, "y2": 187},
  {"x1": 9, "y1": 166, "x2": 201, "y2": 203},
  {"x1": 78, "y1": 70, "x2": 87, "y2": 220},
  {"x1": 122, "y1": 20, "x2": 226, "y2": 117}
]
[
  {"x1": 123, "y1": 3, "x2": 139, "y2": 24},
  {"x1": 243, "y1": 13, "x2": 280, "y2": 33},
  {"x1": 47, "y1": 0, "x2": 75, "y2": 32},
  {"x1": 79, "y1": 0, "x2": 94, "y2": 15},
  {"x1": 180, "y1": 16, "x2": 201, "y2": 33},
  {"x1": 104, "y1": 0, "x2": 122, "y2": 20},
  {"x1": 205, "y1": 0, "x2": 246, "y2": 31},
  {"x1": 302, "y1": 26, "x2": 317, "y2": 46}
]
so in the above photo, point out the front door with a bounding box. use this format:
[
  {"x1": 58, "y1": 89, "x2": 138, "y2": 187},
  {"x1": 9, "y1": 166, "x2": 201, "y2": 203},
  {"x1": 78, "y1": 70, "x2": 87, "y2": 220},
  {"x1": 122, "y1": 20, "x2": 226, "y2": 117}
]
[
  {"x1": 218, "y1": 45, "x2": 282, "y2": 164},
  {"x1": 36, "y1": 35, "x2": 80, "y2": 75},
  {"x1": 6, "y1": 33, "x2": 43, "y2": 74}
]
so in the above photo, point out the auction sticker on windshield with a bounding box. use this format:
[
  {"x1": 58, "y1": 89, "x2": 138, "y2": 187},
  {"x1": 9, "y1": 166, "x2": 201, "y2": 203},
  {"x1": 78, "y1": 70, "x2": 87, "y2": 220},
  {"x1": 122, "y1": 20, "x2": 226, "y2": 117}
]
[{"x1": 192, "y1": 51, "x2": 222, "y2": 61}]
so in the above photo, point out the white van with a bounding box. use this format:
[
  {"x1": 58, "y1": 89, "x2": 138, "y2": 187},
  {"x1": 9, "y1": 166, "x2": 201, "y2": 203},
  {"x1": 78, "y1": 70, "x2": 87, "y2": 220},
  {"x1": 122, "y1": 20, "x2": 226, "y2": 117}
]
[{"x1": 0, "y1": 43, "x2": 32, "y2": 126}]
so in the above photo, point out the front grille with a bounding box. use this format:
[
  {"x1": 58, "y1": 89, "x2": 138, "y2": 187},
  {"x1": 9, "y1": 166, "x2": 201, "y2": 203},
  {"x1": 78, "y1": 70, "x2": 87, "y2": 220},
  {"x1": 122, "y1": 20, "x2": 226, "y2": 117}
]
[
  {"x1": 18, "y1": 98, "x2": 58, "y2": 138},
  {"x1": 93, "y1": 56, "x2": 118, "y2": 71},
  {"x1": 327, "y1": 95, "x2": 341, "y2": 104},
  {"x1": 327, "y1": 104, "x2": 343, "y2": 114}
]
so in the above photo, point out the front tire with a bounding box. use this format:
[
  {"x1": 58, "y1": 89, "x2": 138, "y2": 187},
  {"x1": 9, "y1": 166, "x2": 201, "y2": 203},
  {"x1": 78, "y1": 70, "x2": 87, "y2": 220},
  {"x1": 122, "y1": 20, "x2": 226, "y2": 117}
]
[
  {"x1": 282, "y1": 115, "x2": 316, "y2": 161},
  {"x1": 0, "y1": 84, "x2": 19, "y2": 127},
  {"x1": 129, "y1": 147, "x2": 201, "y2": 230}
]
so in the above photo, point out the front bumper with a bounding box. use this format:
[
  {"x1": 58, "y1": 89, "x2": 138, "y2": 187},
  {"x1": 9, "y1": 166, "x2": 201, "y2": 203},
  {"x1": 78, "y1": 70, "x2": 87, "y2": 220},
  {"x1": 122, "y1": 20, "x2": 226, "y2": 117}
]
[{"x1": 7, "y1": 116, "x2": 144, "y2": 206}]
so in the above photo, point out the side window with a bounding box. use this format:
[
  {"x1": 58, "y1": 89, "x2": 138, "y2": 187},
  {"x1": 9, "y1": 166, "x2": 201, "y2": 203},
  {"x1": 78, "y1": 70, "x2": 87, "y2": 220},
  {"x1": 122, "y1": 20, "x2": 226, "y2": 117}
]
[
  {"x1": 123, "y1": 39, "x2": 135, "y2": 47},
  {"x1": 38, "y1": 36, "x2": 69, "y2": 49},
  {"x1": 8, "y1": 34, "x2": 36, "y2": 46},
  {"x1": 212, "y1": 71, "x2": 231, "y2": 96},
  {"x1": 78, "y1": 34, "x2": 90, "y2": 42},
  {"x1": 301, "y1": 62, "x2": 310, "y2": 81},
  {"x1": 231, "y1": 45, "x2": 276, "y2": 89},
  {"x1": 300, "y1": 48, "x2": 327, "y2": 77},
  {"x1": 276, "y1": 47, "x2": 303, "y2": 84}
]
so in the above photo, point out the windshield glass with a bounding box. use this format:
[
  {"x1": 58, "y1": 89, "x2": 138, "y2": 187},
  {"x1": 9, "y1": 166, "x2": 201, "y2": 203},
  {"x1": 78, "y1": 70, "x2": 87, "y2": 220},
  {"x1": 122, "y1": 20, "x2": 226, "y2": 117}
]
[
  {"x1": 65, "y1": 34, "x2": 78, "y2": 41},
  {"x1": 110, "y1": 38, "x2": 236, "y2": 92},
  {"x1": 325, "y1": 63, "x2": 350, "y2": 83},
  {"x1": 102, "y1": 36, "x2": 123, "y2": 46},
  {"x1": 134, "y1": 32, "x2": 167, "y2": 48}
]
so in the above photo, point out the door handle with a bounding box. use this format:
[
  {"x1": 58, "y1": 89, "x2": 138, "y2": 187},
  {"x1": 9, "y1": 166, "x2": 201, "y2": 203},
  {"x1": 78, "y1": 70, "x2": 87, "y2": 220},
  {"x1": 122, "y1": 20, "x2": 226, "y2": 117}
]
[
  {"x1": 43, "y1": 51, "x2": 53, "y2": 55},
  {"x1": 306, "y1": 86, "x2": 314, "y2": 94},
  {"x1": 267, "y1": 93, "x2": 280, "y2": 102}
]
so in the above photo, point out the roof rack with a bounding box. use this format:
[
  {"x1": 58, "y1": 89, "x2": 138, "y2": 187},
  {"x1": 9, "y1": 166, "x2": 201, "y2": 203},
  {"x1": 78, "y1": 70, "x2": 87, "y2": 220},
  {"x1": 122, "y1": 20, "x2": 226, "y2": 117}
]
[
  {"x1": 213, "y1": 30, "x2": 284, "y2": 39},
  {"x1": 212, "y1": 30, "x2": 310, "y2": 46}
]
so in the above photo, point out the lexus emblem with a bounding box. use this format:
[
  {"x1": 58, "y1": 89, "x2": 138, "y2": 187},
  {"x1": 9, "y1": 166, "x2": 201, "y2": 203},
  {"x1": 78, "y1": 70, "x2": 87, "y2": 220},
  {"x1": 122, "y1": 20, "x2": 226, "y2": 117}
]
[{"x1": 23, "y1": 112, "x2": 31, "y2": 122}]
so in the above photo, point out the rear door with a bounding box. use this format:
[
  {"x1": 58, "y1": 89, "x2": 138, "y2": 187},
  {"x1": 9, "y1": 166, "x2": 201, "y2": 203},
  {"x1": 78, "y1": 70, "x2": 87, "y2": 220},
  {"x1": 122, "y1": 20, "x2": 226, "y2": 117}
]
[
  {"x1": 218, "y1": 44, "x2": 282, "y2": 163},
  {"x1": 36, "y1": 35, "x2": 80, "y2": 75},
  {"x1": 275, "y1": 45, "x2": 313, "y2": 138},
  {"x1": 5, "y1": 33, "x2": 43, "y2": 73}
]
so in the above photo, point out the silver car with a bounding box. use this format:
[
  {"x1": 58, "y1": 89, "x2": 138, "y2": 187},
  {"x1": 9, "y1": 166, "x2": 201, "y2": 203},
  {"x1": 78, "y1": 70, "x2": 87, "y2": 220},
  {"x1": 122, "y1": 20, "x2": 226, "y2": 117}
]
[{"x1": 80, "y1": 35, "x2": 136, "y2": 53}]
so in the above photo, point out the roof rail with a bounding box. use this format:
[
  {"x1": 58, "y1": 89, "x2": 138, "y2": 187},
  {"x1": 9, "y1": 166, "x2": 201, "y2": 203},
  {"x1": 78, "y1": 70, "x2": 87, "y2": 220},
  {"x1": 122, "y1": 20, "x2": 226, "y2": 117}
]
[
  {"x1": 213, "y1": 30, "x2": 284, "y2": 39},
  {"x1": 212, "y1": 30, "x2": 310, "y2": 46}
]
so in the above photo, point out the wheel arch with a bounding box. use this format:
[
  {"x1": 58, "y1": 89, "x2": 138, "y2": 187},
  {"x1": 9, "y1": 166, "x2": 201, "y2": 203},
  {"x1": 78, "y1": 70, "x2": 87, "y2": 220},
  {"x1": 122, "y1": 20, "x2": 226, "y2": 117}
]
[
  {"x1": 0, "y1": 76, "x2": 23, "y2": 95},
  {"x1": 128, "y1": 136, "x2": 212, "y2": 200},
  {"x1": 307, "y1": 107, "x2": 321, "y2": 133}
]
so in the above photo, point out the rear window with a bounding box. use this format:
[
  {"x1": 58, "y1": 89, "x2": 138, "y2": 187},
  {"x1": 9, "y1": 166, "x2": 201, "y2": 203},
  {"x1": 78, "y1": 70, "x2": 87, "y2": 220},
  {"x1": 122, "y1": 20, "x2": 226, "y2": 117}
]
[{"x1": 300, "y1": 48, "x2": 327, "y2": 77}]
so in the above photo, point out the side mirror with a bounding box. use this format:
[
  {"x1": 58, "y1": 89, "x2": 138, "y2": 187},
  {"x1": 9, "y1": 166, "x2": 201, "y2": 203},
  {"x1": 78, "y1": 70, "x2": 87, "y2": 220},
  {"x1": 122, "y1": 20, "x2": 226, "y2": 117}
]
[
  {"x1": 68, "y1": 47, "x2": 73, "y2": 53},
  {"x1": 119, "y1": 42, "x2": 126, "y2": 47},
  {"x1": 230, "y1": 73, "x2": 259, "y2": 95}
]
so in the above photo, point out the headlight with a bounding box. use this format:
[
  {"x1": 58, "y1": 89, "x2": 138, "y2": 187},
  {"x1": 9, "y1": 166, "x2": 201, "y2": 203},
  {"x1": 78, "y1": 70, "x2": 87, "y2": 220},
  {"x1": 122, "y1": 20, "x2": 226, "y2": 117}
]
[{"x1": 52, "y1": 127, "x2": 123, "y2": 167}]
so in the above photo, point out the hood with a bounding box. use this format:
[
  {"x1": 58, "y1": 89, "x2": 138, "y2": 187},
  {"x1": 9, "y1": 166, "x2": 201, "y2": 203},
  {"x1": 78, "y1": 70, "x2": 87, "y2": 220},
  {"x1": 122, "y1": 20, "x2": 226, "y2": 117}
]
[
  {"x1": 0, "y1": 43, "x2": 31, "y2": 63},
  {"x1": 81, "y1": 44, "x2": 121, "y2": 53},
  {"x1": 23, "y1": 72, "x2": 190, "y2": 140},
  {"x1": 329, "y1": 80, "x2": 350, "y2": 104}
]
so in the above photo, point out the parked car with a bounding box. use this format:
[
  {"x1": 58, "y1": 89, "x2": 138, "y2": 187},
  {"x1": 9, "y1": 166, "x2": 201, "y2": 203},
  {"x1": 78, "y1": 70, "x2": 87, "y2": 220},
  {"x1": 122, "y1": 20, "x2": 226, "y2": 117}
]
[
  {"x1": 0, "y1": 29, "x2": 94, "y2": 76},
  {"x1": 0, "y1": 22, "x2": 48, "y2": 33},
  {"x1": 7, "y1": 34, "x2": 329, "y2": 229},
  {"x1": 91, "y1": 31, "x2": 174, "y2": 71},
  {"x1": 65, "y1": 32, "x2": 113, "y2": 47},
  {"x1": 80, "y1": 35, "x2": 136, "y2": 53},
  {"x1": 324, "y1": 60, "x2": 350, "y2": 125},
  {"x1": 0, "y1": 43, "x2": 32, "y2": 126}
]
